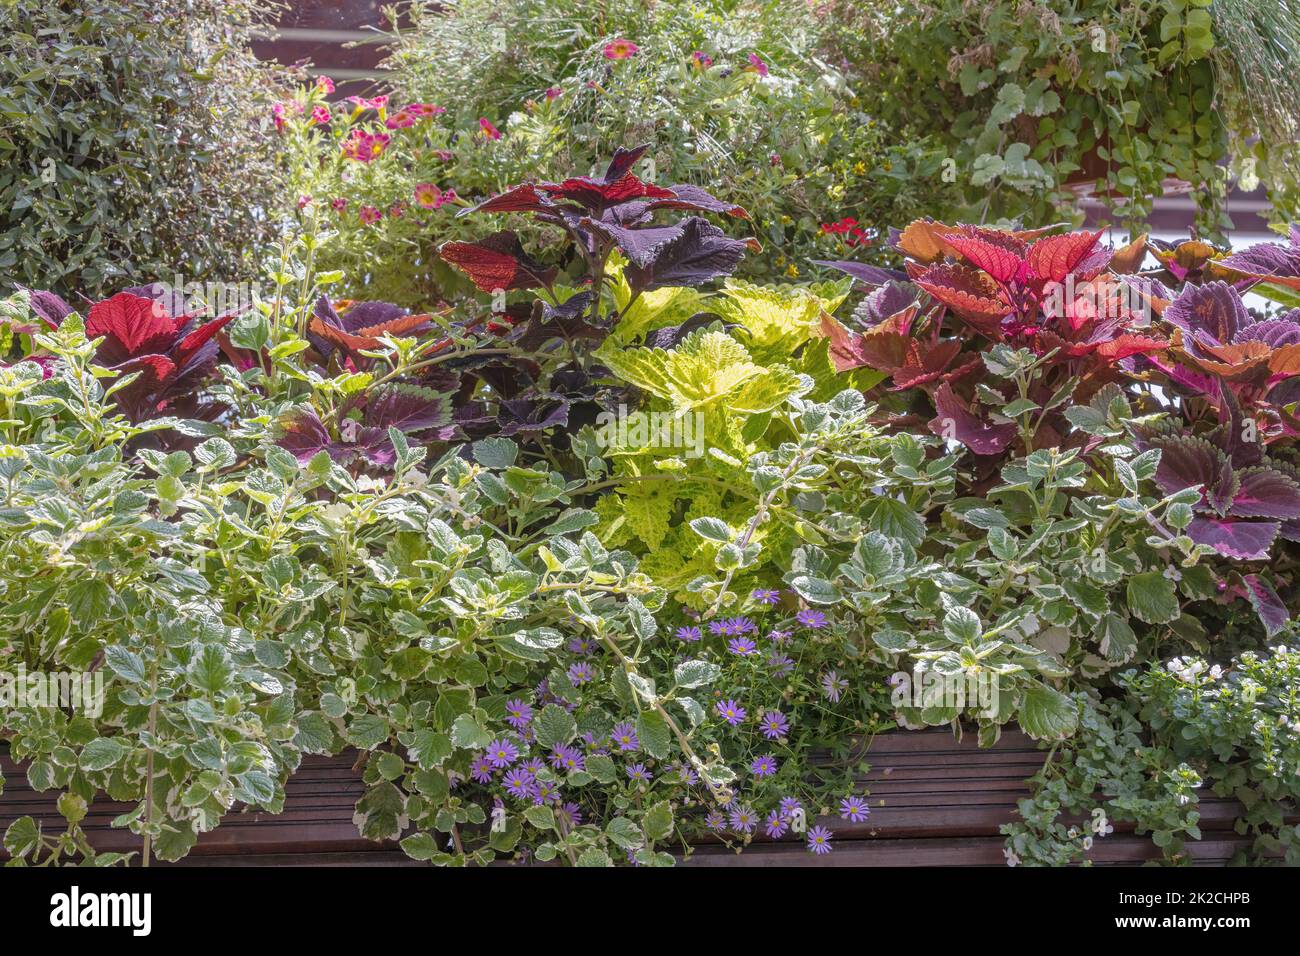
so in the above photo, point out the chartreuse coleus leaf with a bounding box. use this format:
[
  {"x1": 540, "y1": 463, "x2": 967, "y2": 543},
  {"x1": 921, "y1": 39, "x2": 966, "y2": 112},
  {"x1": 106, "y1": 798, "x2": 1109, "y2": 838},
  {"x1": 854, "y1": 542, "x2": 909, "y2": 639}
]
[
  {"x1": 713, "y1": 278, "x2": 846, "y2": 364},
  {"x1": 596, "y1": 328, "x2": 800, "y2": 415}
]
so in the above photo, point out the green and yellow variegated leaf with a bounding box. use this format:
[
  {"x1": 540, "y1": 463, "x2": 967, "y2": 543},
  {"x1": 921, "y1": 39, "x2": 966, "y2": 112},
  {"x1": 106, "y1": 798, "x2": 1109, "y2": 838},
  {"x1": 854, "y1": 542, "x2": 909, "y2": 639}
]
[{"x1": 715, "y1": 279, "x2": 846, "y2": 363}]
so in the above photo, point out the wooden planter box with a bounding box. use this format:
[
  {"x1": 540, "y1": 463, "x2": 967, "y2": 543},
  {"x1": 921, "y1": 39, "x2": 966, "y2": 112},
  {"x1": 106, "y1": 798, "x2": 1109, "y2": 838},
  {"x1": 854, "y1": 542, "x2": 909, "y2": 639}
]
[{"x1": 0, "y1": 728, "x2": 1263, "y2": 866}]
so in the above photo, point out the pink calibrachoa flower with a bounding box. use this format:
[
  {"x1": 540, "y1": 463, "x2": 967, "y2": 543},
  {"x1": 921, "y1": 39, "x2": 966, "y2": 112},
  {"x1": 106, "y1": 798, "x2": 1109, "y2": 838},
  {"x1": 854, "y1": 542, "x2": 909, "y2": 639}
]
[
  {"x1": 603, "y1": 38, "x2": 639, "y2": 60},
  {"x1": 296, "y1": 195, "x2": 312, "y2": 210},
  {"x1": 747, "y1": 52, "x2": 769, "y2": 76},
  {"x1": 479, "y1": 118, "x2": 502, "y2": 140},
  {"x1": 358, "y1": 205, "x2": 382, "y2": 224},
  {"x1": 404, "y1": 103, "x2": 446, "y2": 117},
  {"x1": 315, "y1": 75, "x2": 335, "y2": 94},
  {"x1": 346, "y1": 94, "x2": 389, "y2": 113},
  {"x1": 544, "y1": 86, "x2": 563, "y2": 101},
  {"x1": 341, "y1": 129, "x2": 391, "y2": 163},
  {"x1": 330, "y1": 198, "x2": 348, "y2": 212},
  {"x1": 385, "y1": 110, "x2": 416, "y2": 129},
  {"x1": 271, "y1": 101, "x2": 301, "y2": 132},
  {"x1": 389, "y1": 203, "x2": 405, "y2": 219},
  {"x1": 692, "y1": 50, "x2": 713, "y2": 69},
  {"x1": 308, "y1": 105, "x2": 331, "y2": 125},
  {"x1": 413, "y1": 183, "x2": 456, "y2": 210}
]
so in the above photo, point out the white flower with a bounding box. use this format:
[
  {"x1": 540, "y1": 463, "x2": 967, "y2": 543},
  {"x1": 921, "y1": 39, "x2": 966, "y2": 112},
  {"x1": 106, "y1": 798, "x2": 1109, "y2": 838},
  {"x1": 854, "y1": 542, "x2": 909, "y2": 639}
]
[
  {"x1": 1162, "y1": 566, "x2": 1182, "y2": 582},
  {"x1": 1003, "y1": 847, "x2": 1020, "y2": 867}
]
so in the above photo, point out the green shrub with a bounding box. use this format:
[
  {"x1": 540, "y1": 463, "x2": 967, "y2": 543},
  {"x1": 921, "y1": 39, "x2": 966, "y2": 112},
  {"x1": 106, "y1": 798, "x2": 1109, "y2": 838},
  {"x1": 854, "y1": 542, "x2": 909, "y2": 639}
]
[
  {"x1": 0, "y1": 0, "x2": 287, "y2": 296},
  {"x1": 287, "y1": 0, "x2": 954, "y2": 308}
]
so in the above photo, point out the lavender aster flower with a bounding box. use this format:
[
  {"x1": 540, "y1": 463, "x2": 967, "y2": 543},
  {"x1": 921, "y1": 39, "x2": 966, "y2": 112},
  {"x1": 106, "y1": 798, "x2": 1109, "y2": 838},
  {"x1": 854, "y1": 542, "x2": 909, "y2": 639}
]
[
  {"x1": 610, "y1": 722, "x2": 639, "y2": 751},
  {"x1": 504, "y1": 698, "x2": 533, "y2": 728},
  {"x1": 520, "y1": 757, "x2": 546, "y2": 776},
  {"x1": 673, "y1": 762, "x2": 699, "y2": 785},
  {"x1": 768, "y1": 629, "x2": 792, "y2": 644},
  {"x1": 728, "y1": 804, "x2": 758, "y2": 832},
  {"x1": 675, "y1": 625, "x2": 702, "y2": 642},
  {"x1": 751, "y1": 588, "x2": 781, "y2": 606},
  {"x1": 534, "y1": 778, "x2": 562, "y2": 803},
  {"x1": 751, "y1": 755, "x2": 778, "y2": 778},
  {"x1": 502, "y1": 768, "x2": 537, "y2": 799},
  {"x1": 626, "y1": 763, "x2": 652, "y2": 782},
  {"x1": 715, "y1": 699, "x2": 747, "y2": 725},
  {"x1": 566, "y1": 636, "x2": 596, "y2": 655},
  {"x1": 821, "y1": 670, "x2": 848, "y2": 703},
  {"x1": 839, "y1": 796, "x2": 870, "y2": 822},
  {"x1": 556, "y1": 802, "x2": 583, "y2": 828},
  {"x1": 807, "y1": 825, "x2": 834, "y2": 854},
  {"x1": 567, "y1": 661, "x2": 595, "y2": 686},
  {"x1": 704, "y1": 810, "x2": 726, "y2": 831},
  {"x1": 727, "y1": 636, "x2": 757, "y2": 656},
  {"x1": 767, "y1": 653, "x2": 795, "y2": 676},
  {"x1": 796, "y1": 609, "x2": 827, "y2": 629},
  {"x1": 469, "y1": 755, "x2": 494, "y2": 783},
  {"x1": 764, "y1": 810, "x2": 788, "y2": 838},
  {"x1": 485, "y1": 738, "x2": 519, "y2": 768},
  {"x1": 760, "y1": 709, "x2": 790, "y2": 739},
  {"x1": 550, "y1": 744, "x2": 585, "y2": 772},
  {"x1": 779, "y1": 796, "x2": 802, "y2": 818}
]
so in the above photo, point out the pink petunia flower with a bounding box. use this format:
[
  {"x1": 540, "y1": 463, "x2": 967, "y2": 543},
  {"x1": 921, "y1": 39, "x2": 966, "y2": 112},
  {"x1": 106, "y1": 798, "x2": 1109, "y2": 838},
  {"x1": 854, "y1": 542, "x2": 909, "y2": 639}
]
[
  {"x1": 404, "y1": 103, "x2": 446, "y2": 117},
  {"x1": 747, "y1": 52, "x2": 769, "y2": 76},
  {"x1": 479, "y1": 118, "x2": 502, "y2": 140},
  {"x1": 330, "y1": 198, "x2": 348, "y2": 212},
  {"x1": 358, "y1": 205, "x2": 382, "y2": 224},
  {"x1": 315, "y1": 76, "x2": 335, "y2": 94},
  {"x1": 385, "y1": 110, "x2": 416, "y2": 129},
  {"x1": 309, "y1": 105, "x2": 331, "y2": 126},
  {"x1": 340, "y1": 129, "x2": 391, "y2": 163},
  {"x1": 413, "y1": 183, "x2": 443, "y2": 209}
]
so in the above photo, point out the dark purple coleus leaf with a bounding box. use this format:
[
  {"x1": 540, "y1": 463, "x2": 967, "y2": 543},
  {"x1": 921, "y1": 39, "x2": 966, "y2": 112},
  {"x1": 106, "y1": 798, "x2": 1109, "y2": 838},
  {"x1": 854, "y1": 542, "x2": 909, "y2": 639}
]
[
  {"x1": 811, "y1": 260, "x2": 909, "y2": 285},
  {"x1": 1187, "y1": 516, "x2": 1279, "y2": 560},
  {"x1": 851, "y1": 281, "x2": 921, "y2": 328},
  {"x1": 22, "y1": 288, "x2": 74, "y2": 329},
  {"x1": 507, "y1": 291, "x2": 611, "y2": 351},
  {"x1": 1164, "y1": 281, "x2": 1247, "y2": 348},
  {"x1": 277, "y1": 384, "x2": 453, "y2": 468},
  {"x1": 623, "y1": 217, "x2": 756, "y2": 293},
  {"x1": 1243, "y1": 573, "x2": 1290, "y2": 636},
  {"x1": 643, "y1": 312, "x2": 730, "y2": 349},
  {"x1": 307, "y1": 297, "x2": 425, "y2": 366},
  {"x1": 496, "y1": 393, "x2": 570, "y2": 438},
  {"x1": 927, "y1": 383, "x2": 1016, "y2": 455}
]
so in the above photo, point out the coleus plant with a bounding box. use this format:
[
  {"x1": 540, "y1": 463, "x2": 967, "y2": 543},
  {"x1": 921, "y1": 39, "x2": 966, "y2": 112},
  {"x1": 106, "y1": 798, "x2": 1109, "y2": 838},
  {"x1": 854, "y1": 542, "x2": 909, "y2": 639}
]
[
  {"x1": 22, "y1": 284, "x2": 237, "y2": 423},
  {"x1": 817, "y1": 219, "x2": 1165, "y2": 459}
]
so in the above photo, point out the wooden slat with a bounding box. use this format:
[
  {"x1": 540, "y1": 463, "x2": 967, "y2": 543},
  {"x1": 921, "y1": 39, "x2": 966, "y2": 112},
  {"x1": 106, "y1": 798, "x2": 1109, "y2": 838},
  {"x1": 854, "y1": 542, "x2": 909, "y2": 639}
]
[{"x1": 0, "y1": 727, "x2": 1278, "y2": 866}]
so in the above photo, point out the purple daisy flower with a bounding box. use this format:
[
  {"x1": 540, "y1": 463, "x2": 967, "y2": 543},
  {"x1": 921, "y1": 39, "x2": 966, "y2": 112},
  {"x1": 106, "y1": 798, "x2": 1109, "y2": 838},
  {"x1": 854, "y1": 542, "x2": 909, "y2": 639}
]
[
  {"x1": 502, "y1": 768, "x2": 537, "y2": 799},
  {"x1": 704, "y1": 810, "x2": 726, "y2": 831},
  {"x1": 764, "y1": 810, "x2": 788, "y2": 838},
  {"x1": 534, "y1": 778, "x2": 562, "y2": 803},
  {"x1": 752, "y1": 588, "x2": 781, "y2": 606},
  {"x1": 728, "y1": 804, "x2": 758, "y2": 832},
  {"x1": 759, "y1": 709, "x2": 790, "y2": 739},
  {"x1": 821, "y1": 670, "x2": 848, "y2": 703},
  {"x1": 567, "y1": 661, "x2": 595, "y2": 686},
  {"x1": 520, "y1": 757, "x2": 546, "y2": 776},
  {"x1": 675, "y1": 625, "x2": 702, "y2": 642},
  {"x1": 751, "y1": 755, "x2": 778, "y2": 778},
  {"x1": 840, "y1": 796, "x2": 870, "y2": 822},
  {"x1": 768, "y1": 629, "x2": 792, "y2": 644},
  {"x1": 796, "y1": 609, "x2": 827, "y2": 629},
  {"x1": 566, "y1": 636, "x2": 596, "y2": 655},
  {"x1": 485, "y1": 738, "x2": 519, "y2": 768},
  {"x1": 626, "y1": 763, "x2": 652, "y2": 782},
  {"x1": 550, "y1": 744, "x2": 585, "y2": 772},
  {"x1": 767, "y1": 653, "x2": 795, "y2": 676},
  {"x1": 504, "y1": 698, "x2": 533, "y2": 728},
  {"x1": 727, "y1": 636, "x2": 758, "y2": 656},
  {"x1": 469, "y1": 755, "x2": 494, "y2": 783},
  {"x1": 610, "y1": 722, "x2": 639, "y2": 751},
  {"x1": 807, "y1": 825, "x2": 834, "y2": 854},
  {"x1": 708, "y1": 619, "x2": 733, "y2": 637},
  {"x1": 715, "y1": 699, "x2": 747, "y2": 725},
  {"x1": 556, "y1": 802, "x2": 583, "y2": 828},
  {"x1": 673, "y1": 762, "x2": 699, "y2": 785},
  {"x1": 580, "y1": 731, "x2": 609, "y2": 755},
  {"x1": 779, "y1": 796, "x2": 802, "y2": 818}
]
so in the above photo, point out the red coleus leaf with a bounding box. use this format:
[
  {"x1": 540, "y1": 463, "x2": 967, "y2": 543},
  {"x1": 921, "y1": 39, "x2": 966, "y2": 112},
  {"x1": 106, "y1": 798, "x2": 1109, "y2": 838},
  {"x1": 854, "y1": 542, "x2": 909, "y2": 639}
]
[
  {"x1": 459, "y1": 183, "x2": 555, "y2": 217},
  {"x1": 911, "y1": 263, "x2": 1008, "y2": 335},
  {"x1": 439, "y1": 230, "x2": 558, "y2": 292},
  {"x1": 928, "y1": 382, "x2": 1016, "y2": 455},
  {"x1": 536, "y1": 173, "x2": 676, "y2": 211},
  {"x1": 937, "y1": 227, "x2": 1030, "y2": 283},
  {"x1": 1025, "y1": 230, "x2": 1104, "y2": 284},
  {"x1": 308, "y1": 311, "x2": 436, "y2": 356},
  {"x1": 1094, "y1": 333, "x2": 1168, "y2": 362},
  {"x1": 85, "y1": 293, "x2": 178, "y2": 367}
]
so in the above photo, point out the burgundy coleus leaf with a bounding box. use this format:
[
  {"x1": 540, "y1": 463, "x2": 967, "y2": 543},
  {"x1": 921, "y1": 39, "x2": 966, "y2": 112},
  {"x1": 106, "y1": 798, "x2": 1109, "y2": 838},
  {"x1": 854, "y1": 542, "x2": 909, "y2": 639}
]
[
  {"x1": 580, "y1": 218, "x2": 687, "y2": 266},
  {"x1": 439, "y1": 230, "x2": 558, "y2": 292},
  {"x1": 640, "y1": 183, "x2": 751, "y2": 219},
  {"x1": 938, "y1": 226, "x2": 1030, "y2": 283},
  {"x1": 927, "y1": 382, "x2": 1016, "y2": 455},
  {"x1": 458, "y1": 183, "x2": 556, "y2": 217},
  {"x1": 642, "y1": 312, "x2": 730, "y2": 350},
  {"x1": 277, "y1": 406, "x2": 354, "y2": 463},
  {"x1": 1024, "y1": 230, "x2": 1105, "y2": 284},
  {"x1": 850, "y1": 281, "x2": 920, "y2": 328},
  {"x1": 1187, "y1": 516, "x2": 1279, "y2": 561},
  {"x1": 364, "y1": 383, "x2": 453, "y2": 434},
  {"x1": 821, "y1": 309, "x2": 977, "y2": 391},
  {"x1": 1230, "y1": 467, "x2": 1300, "y2": 520},
  {"x1": 1164, "y1": 281, "x2": 1247, "y2": 348},
  {"x1": 1242, "y1": 574, "x2": 1290, "y2": 636},
  {"x1": 507, "y1": 291, "x2": 612, "y2": 351},
  {"x1": 536, "y1": 173, "x2": 676, "y2": 212},
  {"x1": 623, "y1": 217, "x2": 755, "y2": 293},
  {"x1": 308, "y1": 298, "x2": 435, "y2": 364},
  {"x1": 1219, "y1": 233, "x2": 1300, "y2": 291},
  {"x1": 22, "y1": 288, "x2": 74, "y2": 329},
  {"x1": 85, "y1": 293, "x2": 179, "y2": 367}
]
